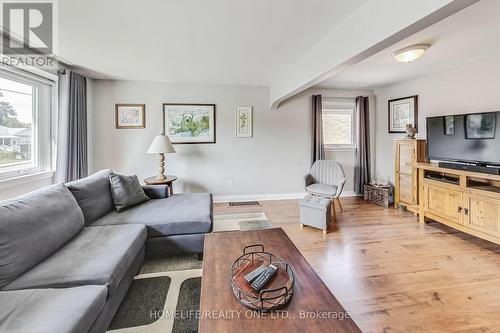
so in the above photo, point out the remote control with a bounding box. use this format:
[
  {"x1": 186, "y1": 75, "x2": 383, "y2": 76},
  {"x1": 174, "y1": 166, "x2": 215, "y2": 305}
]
[
  {"x1": 251, "y1": 264, "x2": 277, "y2": 291},
  {"x1": 244, "y1": 265, "x2": 267, "y2": 283}
]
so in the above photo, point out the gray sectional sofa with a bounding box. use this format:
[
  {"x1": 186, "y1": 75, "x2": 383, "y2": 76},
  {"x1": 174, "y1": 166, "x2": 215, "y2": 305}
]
[{"x1": 0, "y1": 169, "x2": 213, "y2": 333}]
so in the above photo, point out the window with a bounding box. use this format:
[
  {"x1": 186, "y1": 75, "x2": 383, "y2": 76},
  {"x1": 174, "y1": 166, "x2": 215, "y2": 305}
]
[
  {"x1": 322, "y1": 98, "x2": 356, "y2": 150},
  {"x1": 0, "y1": 68, "x2": 54, "y2": 180}
]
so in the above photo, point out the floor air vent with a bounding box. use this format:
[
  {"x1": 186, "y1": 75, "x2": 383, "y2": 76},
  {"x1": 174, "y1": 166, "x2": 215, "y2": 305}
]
[{"x1": 229, "y1": 201, "x2": 261, "y2": 207}]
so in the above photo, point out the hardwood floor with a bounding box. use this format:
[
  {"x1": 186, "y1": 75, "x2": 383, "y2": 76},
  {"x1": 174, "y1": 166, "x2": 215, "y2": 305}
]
[{"x1": 213, "y1": 197, "x2": 500, "y2": 333}]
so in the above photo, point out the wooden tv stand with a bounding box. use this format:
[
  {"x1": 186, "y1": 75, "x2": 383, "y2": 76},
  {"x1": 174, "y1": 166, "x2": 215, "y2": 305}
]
[{"x1": 409, "y1": 162, "x2": 500, "y2": 245}]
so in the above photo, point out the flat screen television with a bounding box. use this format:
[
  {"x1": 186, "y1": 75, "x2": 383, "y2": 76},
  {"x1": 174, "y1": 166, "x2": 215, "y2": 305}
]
[{"x1": 426, "y1": 111, "x2": 500, "y2": 166}]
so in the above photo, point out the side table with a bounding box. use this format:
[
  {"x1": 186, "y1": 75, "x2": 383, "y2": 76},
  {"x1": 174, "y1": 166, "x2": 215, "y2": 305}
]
[{"x1": 144, "y1": 175, "x2": 177, "y2": 194}]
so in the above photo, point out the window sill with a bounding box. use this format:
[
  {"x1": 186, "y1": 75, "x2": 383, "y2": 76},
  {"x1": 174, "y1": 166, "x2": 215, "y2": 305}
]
[
  {"x1": 325, "y1": 147, "x2": 357, "y2": 152},
  {"x1": 0, "y1": 170, "x2": 55, "y2": 190}
]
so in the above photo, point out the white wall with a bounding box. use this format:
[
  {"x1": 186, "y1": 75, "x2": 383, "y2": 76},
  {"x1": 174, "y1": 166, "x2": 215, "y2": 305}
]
[
  {"x1": 0, "y1": 78, "x2": 374, "y2": 200},
  {"x1": 91, "y1": 81, "x2": 374, "y2": 198},
  {"x1": 374, "y1": 54, "x2": 500, "y2": 184},
  {"x1": 92, "y1": 80, "x2": 313, "y2": 198}
]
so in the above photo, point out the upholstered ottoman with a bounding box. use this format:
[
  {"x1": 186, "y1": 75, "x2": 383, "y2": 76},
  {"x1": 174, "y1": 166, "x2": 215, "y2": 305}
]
[{"x1": 299, "y1": 195, "x2": 332, "y2": 234}]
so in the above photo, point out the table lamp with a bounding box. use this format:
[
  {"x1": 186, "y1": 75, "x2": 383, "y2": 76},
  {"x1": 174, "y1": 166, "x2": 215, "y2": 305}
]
[{"x1": 147, "y1": 134, "x2": 176, "y2": 180}]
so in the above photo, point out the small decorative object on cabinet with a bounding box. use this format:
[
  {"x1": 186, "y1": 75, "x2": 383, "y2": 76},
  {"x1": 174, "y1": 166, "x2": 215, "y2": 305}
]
[
  {"x1": 236, "y1": 106, "x2": 253, "y2": 138},
  {"x1": 394, "y1": 139, "x2": 427, "y2": 213},
  {"x1": 405, "y1": 124, "x2": 416, "y2": 139},
  {"x1": 364, "y1": 184, "x2": 393, "y2": 208}
]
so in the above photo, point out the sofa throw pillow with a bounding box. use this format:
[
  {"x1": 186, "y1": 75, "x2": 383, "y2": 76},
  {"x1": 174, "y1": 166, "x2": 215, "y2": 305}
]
[
  {"x1": 109, "y1": 172, "x2": 150, "y2": 212},
  {"x1": 66, "y1": 169, "x2": 114, "y2": 225}
]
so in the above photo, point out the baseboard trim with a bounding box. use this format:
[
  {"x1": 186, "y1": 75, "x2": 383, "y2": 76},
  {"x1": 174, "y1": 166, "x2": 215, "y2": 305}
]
[
  {"x1": 213, "y1": 191, "x2": 359, "y2": 203},
  {"x1": 340, "y1": 190, "x2": 358, "y2": 198}
]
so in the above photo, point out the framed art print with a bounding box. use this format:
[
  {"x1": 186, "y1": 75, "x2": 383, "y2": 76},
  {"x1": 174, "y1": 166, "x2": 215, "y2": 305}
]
[
  {"x1": 163, "y1": 103, "x2": 216, "y2": 144},
  {"x1": 115, "y1": 104, "x2": 145, "y2": 129},
  {"x1": 236, "y1": 106, "x2": 253, "y2": 138},
  {"x1": 388, "y1": 95, "x2": 418, "y2": 133}
]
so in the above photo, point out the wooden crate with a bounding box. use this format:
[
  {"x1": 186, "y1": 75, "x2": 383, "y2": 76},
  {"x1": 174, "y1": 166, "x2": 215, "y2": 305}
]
[{"x1": 364, "y1": 185, "x2": 393, "y2": 208}]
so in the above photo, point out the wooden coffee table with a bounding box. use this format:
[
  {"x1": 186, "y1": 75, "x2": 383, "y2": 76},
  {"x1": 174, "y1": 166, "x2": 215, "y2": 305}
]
[{"x1": 199, "y1": 228, "x2": 360, "y2": 332}]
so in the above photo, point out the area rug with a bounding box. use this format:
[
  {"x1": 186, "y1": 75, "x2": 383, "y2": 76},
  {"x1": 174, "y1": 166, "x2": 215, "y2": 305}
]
[
  {"x1": 108, "y1": 215, "x2": 272, "y2": 332},
  {"x1": 212, "y1": 212, "x2": 272, "y2": 232},
  {"x1": 139, "y1": 254, "x2": 202, "y2": 274},
  {"x1": 108, "y1": 277, "x2": 171, "y2": 330},
  {"x1": 171, "y1": 277, "x2": 202, "y2": 333},
  {"x1": 108, "y1": 255, "x2": 202, "y2": 333}
]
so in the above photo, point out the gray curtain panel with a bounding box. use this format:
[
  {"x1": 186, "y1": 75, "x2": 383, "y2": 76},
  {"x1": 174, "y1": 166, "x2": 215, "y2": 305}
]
[
  {"x1": 312, "y1": 94, "x2": 325, "y2": 163},
  {"x1": 56, "y1": 71, "x2": 88, "y2": 182},
  {"x1": 354, "y1": 96, "x2": 370, "y2": 195}
]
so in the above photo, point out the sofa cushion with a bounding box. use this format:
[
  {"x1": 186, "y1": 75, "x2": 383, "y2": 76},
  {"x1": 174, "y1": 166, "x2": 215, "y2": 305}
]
[
  {"x1": 109, "y1": 172, "x2": 149, "y2": 211},
  {"x1": 142, "y1": 184, "x2": 169, "y2": 199},
  {"x1": 0, "y1": 286, "x2": 107, "y2": 333},
  {"x1": 66, "y1": 169, "x2": 114, "y2": 225},
  {"x1": 92, "y1": 193, "x2": 213, "y2": 237},
  {"x1": 0, "y1": 184, "x2": 84, "y2": 289},
  {"x1": 0, "y1": 286, "x2": 106, "y2": 333},
  {"x1": 306, "y1": 183, "x2": 338, "y2": 197},
  {"x1": 3, "y1": 225, "x2": 147, "y2": 296}
]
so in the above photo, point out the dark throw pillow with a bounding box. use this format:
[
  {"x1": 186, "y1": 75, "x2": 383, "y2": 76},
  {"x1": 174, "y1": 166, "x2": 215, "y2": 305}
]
[{"x1": 109, "y1": 172, "x2": 149, "y2": 212}]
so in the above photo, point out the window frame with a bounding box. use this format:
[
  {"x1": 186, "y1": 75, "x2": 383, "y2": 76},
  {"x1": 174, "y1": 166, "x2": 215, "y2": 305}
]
[
  {"x1": 0, "y1": 66, "x2": 56, "y2": 182},
  {"x1": 322, "y1": 98, "x2": 357, "y2": 151}
]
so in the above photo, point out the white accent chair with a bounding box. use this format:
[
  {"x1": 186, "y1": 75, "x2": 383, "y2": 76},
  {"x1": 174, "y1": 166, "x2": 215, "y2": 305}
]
[{"x1": 304, "y1": 160, "x2": 346, "y2": 223}]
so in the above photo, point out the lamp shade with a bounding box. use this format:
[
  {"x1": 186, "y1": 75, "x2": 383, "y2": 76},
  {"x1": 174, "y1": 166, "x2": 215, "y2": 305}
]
[{"x1": 147, "y1": 135, "x2": 176, "y2": 154}]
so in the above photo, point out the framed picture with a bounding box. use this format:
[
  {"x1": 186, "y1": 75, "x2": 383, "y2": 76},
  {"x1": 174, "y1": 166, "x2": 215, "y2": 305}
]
[
  {"x1": 236, "y1": 106, "x2": 253, "y2": 138},
  {"x1": 444, "y1": 115, "x2": 455, "y2": 135},
  {"x1": 163, "y1": 103, "x2": 216, "y2": 144},
  {"x1": 465, "y1": 112, "x2": 496, "y2": 139},
  {"x1": 388, "y1": 95, "x2": 418, "y2": 133},
  {"x1": 115, "y1": 104, "x2": 145, "y2": 129}
]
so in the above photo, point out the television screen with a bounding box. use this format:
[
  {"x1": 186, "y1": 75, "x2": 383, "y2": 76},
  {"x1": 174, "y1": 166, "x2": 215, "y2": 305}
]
[{"x1": 426, "y1": 112, "x2": 500, "y2": 166}]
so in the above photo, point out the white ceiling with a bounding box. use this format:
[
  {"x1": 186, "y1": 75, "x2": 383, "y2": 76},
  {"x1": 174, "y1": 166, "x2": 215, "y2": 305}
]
[
  {"x1": 318, "y1": 0, "x2": 500, "y2": 89},
  {"x1": 57, "y1": 0, "x2": 366, "y2": 85}
]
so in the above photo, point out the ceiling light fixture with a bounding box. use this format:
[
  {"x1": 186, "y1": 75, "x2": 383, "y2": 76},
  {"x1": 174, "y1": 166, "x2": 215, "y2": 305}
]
[{"x1": 393, "y1": 44, "x2": 429, "y2": 63}]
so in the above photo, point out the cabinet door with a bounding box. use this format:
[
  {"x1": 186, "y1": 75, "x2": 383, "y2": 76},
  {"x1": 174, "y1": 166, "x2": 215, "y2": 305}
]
[
  {"x1": 464, "y1": 194, "x2": 500, "y2": 237},
  {"x1": 398, "y1": 173, "x2": 413, "y2": 204},
  {"x1": 397, "y1": 142, "x2": 415, "y2": 175},
  {"x1": 395, "y1": 141, "x2": 417, "y2": 206},
  {"x1": 423, "y1": 184, "x2": 462, "y2": 224}
]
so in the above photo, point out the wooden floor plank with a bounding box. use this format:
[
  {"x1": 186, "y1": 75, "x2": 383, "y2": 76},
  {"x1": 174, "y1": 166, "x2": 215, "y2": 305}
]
[{"x1": 213, "y1": 197, "x2": 500, "y2": 332}]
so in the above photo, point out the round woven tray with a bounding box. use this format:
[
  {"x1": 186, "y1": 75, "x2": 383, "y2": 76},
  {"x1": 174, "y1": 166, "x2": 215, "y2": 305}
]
[{"x1": 230, "y1": 244, "x2": 295, "y2": 311}]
